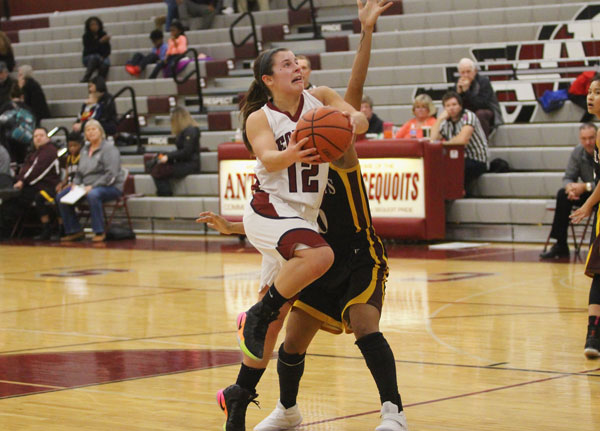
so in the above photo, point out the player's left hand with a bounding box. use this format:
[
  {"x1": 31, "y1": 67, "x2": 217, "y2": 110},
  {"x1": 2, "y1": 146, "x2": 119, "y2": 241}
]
[{"x1": 358, "y1": 0, "x2": 393, "y2": 30}]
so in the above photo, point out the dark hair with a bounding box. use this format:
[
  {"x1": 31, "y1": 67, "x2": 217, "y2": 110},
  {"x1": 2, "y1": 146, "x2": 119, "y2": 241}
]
[
  {"x1": 89, "y1": 75, "x2": 107, "y2": 93},
  {"x1": 240, "y1": 48, "x2": 289, "y2": 152},
  {"x1": 150, "y1": 29, "x2": 163, "y2": 41},
  {"x1": 580, "y1": 122, "x2": 598, "y2": 132},
  {"x1": 68, "y1": 131, "x2": 83, "y2": 143},
  {"x1": 84, "y1": 16, "x2": 104, "y2": 34},
  {"x1": 442, "y1": 90, "x2": 463, "y2": 107},
  {"x1": 170, "y1": 19, "x2": 185, "y2": 35}
]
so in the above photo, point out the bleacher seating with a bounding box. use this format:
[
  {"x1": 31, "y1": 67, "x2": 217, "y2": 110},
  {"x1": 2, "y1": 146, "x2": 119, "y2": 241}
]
[{"x1": 6, "y1": 0, "x2": 598, "y2": 241}]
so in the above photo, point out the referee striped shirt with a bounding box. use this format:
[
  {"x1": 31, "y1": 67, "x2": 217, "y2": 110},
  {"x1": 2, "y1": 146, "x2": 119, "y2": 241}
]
[{"x1": 439, "y1": 109, "x2": 488, "y2": 164}]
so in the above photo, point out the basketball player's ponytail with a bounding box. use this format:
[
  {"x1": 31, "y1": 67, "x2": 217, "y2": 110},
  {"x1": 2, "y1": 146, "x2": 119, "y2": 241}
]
[{"x1": 240, "y1": 48, "x2": 289, "y2": 153}]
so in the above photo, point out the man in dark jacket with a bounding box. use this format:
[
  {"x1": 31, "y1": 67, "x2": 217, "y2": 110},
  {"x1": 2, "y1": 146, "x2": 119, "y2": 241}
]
[
  {"x1": 541, "y1": 123, "x2": 597, "y2": 259},
  {"x1": 455, "y1": 58, "x2": 503, "y2": 137},
  {"x1": 8, "y1": 127, "x2": 60, "y2": 239}
]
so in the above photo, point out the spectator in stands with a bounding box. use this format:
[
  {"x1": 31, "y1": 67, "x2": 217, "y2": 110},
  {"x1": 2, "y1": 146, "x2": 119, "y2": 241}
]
[
  {"x1": 149, "y1": 20, "x2": 188, "y2": 79},
  {"x1": 296, "y1": 55, "x2": 314, "y2": 90},
  {"x1": 56, "y1": 119, "x2": 124, "y2": 242},
  {"x1": 72, "y1": 76, "x2": 117, "y2": 137},
  {"x1": 151, "y1": 106, "x2": 200, "y2": 196},
  {"x1": 176, "y1": 0, "x2": 217, "y2": 30},
  {"x1": 431, "y1": 91, "x2": 488, "y2": 193},
  {"x1": 81, "y1": 16, "x2": 111, "y2": 82},
  {"x1": 540, "y1": 123, "x2": 597, "y2": 259},
  {"x1": 10, "y1": 128, "x2": 60, "y2": 240},
  {"x1": 0, "y1": 31, "x2": 14, "y2": 72},
  {"x1": 164, "y1": 0, "x2": 179, "y2": 30},
  {"x1": 0, "y1": 84, "x2": 35, "y2": 164},
  {"x1": 569, "y1": 70, "x2": 596, "y2": 123},
  {"x1": 454, "y1": 58, "x2": 503, "y2": 138},
  {"x1": 0, "y1": 61, "x2": 14, "y2": 106},
  {"x1": 361, "y1": 95, "x2": 383, "y2": 134},
  {"x1": 125, "y1": 30, "x2": 168, "y2": 77},
  {"x1": 18, "y1": 65, "x2": 50, "y2": 126},
  {"x1": 231, "y1": 0, "x2": 270, "y2": 14},
  {"x1": 56, "y1": 132, "x2": 83, "y2": 193},
  {"x1": 395, "y1": 94, "x2": 437, "y2": 139}
]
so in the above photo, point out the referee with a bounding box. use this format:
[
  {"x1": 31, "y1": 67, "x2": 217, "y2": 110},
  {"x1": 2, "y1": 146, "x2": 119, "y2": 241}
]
[{"x1": 431, "y1": 91, "x2": 489, "y2": 194}]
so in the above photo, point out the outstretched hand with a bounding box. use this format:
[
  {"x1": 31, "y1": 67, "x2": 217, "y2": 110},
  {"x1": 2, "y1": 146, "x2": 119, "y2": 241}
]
[
  {"x1": 358, "y1": 0, "x2": 393, "y2": 30},
  {"x1": 196, "y1": 211, "x2": 233, "y2": 234}
]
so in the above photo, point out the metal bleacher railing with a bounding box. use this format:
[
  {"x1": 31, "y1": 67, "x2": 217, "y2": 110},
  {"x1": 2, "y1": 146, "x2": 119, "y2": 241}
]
[
  {"x1": 111, "y1": 86, "x2": 142, "y2": 153},
  {"x1": 170, "y1": 48, "x2": 205, "y2": 114}
]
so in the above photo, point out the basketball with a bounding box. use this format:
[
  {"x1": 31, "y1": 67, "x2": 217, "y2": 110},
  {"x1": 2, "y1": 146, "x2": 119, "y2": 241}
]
[{"x1": 295, "y1": 106, "x2": 353, "y2": 162}]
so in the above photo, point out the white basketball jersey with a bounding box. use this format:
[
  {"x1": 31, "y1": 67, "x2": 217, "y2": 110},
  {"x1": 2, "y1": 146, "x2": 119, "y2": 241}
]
[{"x1": 254, "y1": 91, "x2": 328, "y2": 222}]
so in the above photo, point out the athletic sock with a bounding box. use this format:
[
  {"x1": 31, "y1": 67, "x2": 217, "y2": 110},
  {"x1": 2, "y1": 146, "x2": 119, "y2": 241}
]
[
  {"x1": 261, "y1": 283, "x2": 289, "y2": 311},
  {"x1": 588, "y1": 315, "x2": 600, "y2": 329},
  {"x1": 235, "y1": 363, "x2": 266, "y2": 394},
  {"x1": 355, "y1": 332, "x2": 403, "y2": 410},
  {"x1": 277, "y1": 343, "x2": 305, "y2": 409}
]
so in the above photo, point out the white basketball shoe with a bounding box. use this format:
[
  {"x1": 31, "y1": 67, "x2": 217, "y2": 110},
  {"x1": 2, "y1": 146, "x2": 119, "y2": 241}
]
[
  {"x1": 375, "y1": 401, "x2": 409, "y2": 431},
  {"x1": 254, "y1": 400, "x2": 302, "y2": 431}
]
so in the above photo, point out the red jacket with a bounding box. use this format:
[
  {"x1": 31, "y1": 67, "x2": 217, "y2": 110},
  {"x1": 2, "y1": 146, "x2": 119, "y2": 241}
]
[
  {"x1": 17, "y1": 143, "x2": 60, "y2": 193},
  {"x1": 569, "y1": 71, "x2": 595, "y2": 96}
]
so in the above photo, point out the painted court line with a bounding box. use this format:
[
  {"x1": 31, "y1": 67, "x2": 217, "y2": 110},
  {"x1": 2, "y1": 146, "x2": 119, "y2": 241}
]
[{"x1": 299, "y1": 367, "x2": 600, "y2": 427}]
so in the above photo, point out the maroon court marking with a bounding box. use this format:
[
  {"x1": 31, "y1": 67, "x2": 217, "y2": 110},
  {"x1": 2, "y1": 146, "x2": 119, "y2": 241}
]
[
  {"x1": 0, "y1": 349, "x2": 243, "y2": 399},
  {"x1": 39, "y1": 268, "x2": 131, "y2": 277},
  {"x1": 299, "y1": 366, "x2": 600, "y2": 427}
]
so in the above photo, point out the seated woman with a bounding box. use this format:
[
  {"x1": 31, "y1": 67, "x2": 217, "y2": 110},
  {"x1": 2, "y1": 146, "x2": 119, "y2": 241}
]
[
  {"x1": 81, "y1": 16, "x2": 111, "y2": 82},
  {"x1": 18, "y1": 65, "x2": 50, "y2": 126},
  {"x1": 72, "y1": 76, "x2": 117, "y2": 137},
  {"x1": 395, "y1": 94, "x2": 437, "y2": 139},
  {"x1": 151, "y1": 106, "x2": 200, "y2": 196},
  {"x1": 56, "y1": 120, "x2": 125, "y2": 242}
]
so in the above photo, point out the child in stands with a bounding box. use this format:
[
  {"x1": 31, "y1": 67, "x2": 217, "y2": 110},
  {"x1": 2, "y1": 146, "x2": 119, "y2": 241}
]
[{"x1": 125, "y1": 30, "x2": 168, "y2": 77}]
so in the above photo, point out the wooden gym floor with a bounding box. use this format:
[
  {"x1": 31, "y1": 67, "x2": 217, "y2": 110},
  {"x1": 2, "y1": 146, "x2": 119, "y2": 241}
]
[{"x1": 0, "y1": 237, "x2": 598, "y2": 430}]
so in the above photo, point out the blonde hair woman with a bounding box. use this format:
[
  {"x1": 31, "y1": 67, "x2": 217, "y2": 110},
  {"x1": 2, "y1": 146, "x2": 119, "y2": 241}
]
[
  {"x1": 56, "y1": 119, "x2": 124, "y2": 242},
  {"x1": 395, "y1": 93, "x2": 437, "y2": 139},
  {"x1": 18, "y1": 64, "x2": 50, "y2": 125},
  {"x1": 151, "y1": 106, "x2": 200, "y2": 196}
]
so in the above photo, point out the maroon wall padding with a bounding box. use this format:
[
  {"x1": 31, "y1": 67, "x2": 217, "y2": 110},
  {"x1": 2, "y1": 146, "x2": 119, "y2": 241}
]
[
  {"x1": 208, "y1": 112, "x2": 232, "y2": 131},
  {"x1": 325, "y1": 36, "x2": 349, "y2": 52},
  {"x1": 305, "y1": 53, "x2": 320, "y2": 70},
  {"x1": 1, "y1": 17, "x2": 48, "y2": 31},
  {"x1": 146, "y1": 96, "x2": 171, "y2": 114},
  {"x1": 382, "y1": 0, "x2": 403, "y2": 15},
  {"x1": 218, "y1": 142, "x2": 252, "y2": 161},
  {"x1": 287, "y1": 8, "x2": 312, "y2": 26},
  {"x1": 261, "y1": 24, "x2": 284, "y2": 43},
  {"x1": 441, "y1": 145, "x2": 465, "y2": 201},
  {"x1": 8, "y1": 0, "x2": 161, "y2": 16},
  {"x1": 422, "y1": 141, "x2": 445, "y2": 239},
  {"x1": 204, "y1": 60, "x2": 229, "y2": 78},
  {"x1": 234, "y1": 42, "x2": 258, "y2": 59},
  {"x1": 5, "y1": 30, "x2": 17, "y2": 43},
  {"x1": 177, "y1": 80, "x2": 198, "y2": 95}
]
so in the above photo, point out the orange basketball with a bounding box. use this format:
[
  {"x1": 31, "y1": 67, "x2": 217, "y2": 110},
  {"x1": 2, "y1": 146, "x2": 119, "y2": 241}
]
[{"x1": 295, "y1": 106, "x2": 353, "y2": 162}]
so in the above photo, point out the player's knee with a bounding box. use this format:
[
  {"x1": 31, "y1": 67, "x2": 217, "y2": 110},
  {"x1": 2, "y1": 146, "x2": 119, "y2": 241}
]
[{"x1": 311, "y1": 246, "x2": 334, "y2": 276}]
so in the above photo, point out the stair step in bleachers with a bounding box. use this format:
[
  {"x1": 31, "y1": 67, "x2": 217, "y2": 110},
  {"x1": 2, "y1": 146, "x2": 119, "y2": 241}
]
[
  {"x1": 471, "y1": 173, "x2": 562, "y2": 198},
  {"x1": 488, "y1": 147, "x2": 572, "y2": 171},
  {"x1": 446, "y1": 198, "x2": 552, "y2": 225},
  {"x1": 134, "y1": 174, "x2": 218, "y2": 196}
]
